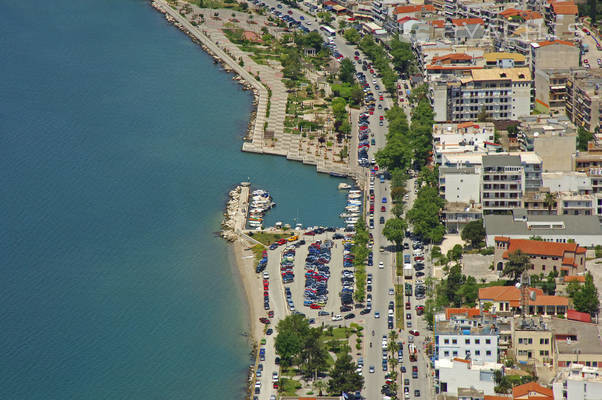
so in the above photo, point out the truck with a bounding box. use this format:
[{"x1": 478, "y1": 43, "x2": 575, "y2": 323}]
[
  {"x1": 259, "y1": 347, "x2": 266, "y2": 361},
  {"x1": 403, "y1": 254, "x2": 410, "y2": 264},
  {"x1": 403, "y1": 264, "x2": 413, "y2": 279}
]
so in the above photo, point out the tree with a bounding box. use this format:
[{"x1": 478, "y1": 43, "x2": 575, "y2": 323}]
[
  {"x1": 299, "y1": 327, "x2": 329, "y2": 380},
  {"x1": 502, "y1": 250, "x2": 530, "y2": 283},
  {"x1": 343, "y1": 28, "x2": 361, "y2": 44},
  {"x1": 461, "y1": 219, "x2": 486, "y2": 248},
  {"x1": 447, "y1": 244, "x2": 463, "y2": 262},
  {"x1": 338, "y1": 19, "x2": 347, "y2": 30},
  {"x1": 477, "y1": 106, "x2": 489, "y2": 122},
  {"x1": 383, "y1": 217, "x2": 407, "y2": 248},
  {"x1": 457, "y1": 275, "x2": 479, "y2": 306},
  {"x1": 446, "y1": 264, "x2": 465, "y2": 307},
  {"x1": 544, "y1": 192, "x2": 557, "y2": 215},
  {"x1": 275, "y1": 314, "x2": 310, "y2": 366},
  {"x1": 568, "y1": 273, "x2": 600, "y2": 316},
  {"x1": 328, "y1": 348, "x2": 364, "y2": 394},
  {"x1": 338, "y1": 58, "x2": 355, "y2": 85},
  {"x1": 350, "y1": 85, "x2": 364, "y2": 106},
  {"x1": 331, "y1": 97, "x2": 347, "y2": 122},
  {"x1": 577, "y1": 126, "x2": 594, "y2": 151}
]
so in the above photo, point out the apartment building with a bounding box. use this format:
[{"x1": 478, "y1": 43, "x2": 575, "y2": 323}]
[
  {"x1": 493, "y1": 236, "x2": 586, "y2": 276},
  {"x1": 512, "y1": 317, "x2": 554, "y2": 365},
  {"x1": 483, "y1": 52, "x2": 527, "y2": 68},
  {"x1": 534, "y1": 68, "x2": 572, "y2": 114},
  {"x1": 565, "y1": 69, "x2": 602, "y2": 133},
  {"x1": 553, "y1": 317, "x2": 602, "y2": 368},
  {"x1": 484, "y1": 208, "x2": 602, "y2": 247},
  {"x1": 497, "y1": 8, "x2": 545, "y2": 38},
  {"x1": 442, "y1": 202, "x2": 483, "y2": 232},
  {"x1": 435, "y1": 318, "x2": 499, "y2": 363},
  {"x1": 530, "y1": 40, "x2": 580, "y2": 73},
  {"x1": 481, "y1": 155, "x2": 524, "y2": 214},
  {"x1": 433, "y1": 122, "x2": 495, "y2": 161},
  {"x1": 435, "y1": 358, "x2": 501, "y2": 396},
  {"x1": 543, "y1": 0, "x2": 578, "y2": 40},
  {"x1": 517, "y1": 114, "x2": 577, "y2": 171},
  {"x1": 431, "y1": 68, "x2": 532, "y2": 122},
  {"x1": 553, "y1": 364, "x2": 602, "y2": 400}
]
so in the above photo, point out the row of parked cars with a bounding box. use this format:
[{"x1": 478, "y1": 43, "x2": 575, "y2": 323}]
[
  {"x1": 280, "y1": 246, "x2": 295, "y2": 284},
  {"x1": 303, "y1": 240, "x2": 332, "y2": 309},
  {"x1": 357, "y1": 71, "x2": 374, "y2": 168}
]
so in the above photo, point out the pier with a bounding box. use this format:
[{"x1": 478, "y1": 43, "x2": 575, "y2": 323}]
[{"x1": 221, "y1": 182, "x2": 250, "y2": 241}]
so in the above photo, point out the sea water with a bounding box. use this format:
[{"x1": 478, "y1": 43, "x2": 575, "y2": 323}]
[{"x1": 0, "y1": 0, "x2": 348, "y2": 398}]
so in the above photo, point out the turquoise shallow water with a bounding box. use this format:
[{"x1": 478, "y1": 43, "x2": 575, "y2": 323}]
[{"x1": 0, "y1": 1, "x2": 347, "y2": 399}]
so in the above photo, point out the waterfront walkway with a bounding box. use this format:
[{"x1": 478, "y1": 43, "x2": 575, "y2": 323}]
[{"x1": 153, "y1": 0, "x2": 356, "y2": 178}]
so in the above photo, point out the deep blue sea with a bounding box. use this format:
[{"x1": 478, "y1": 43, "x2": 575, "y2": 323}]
[{"x1": 0, "y1": 1, "x2": 347, "y2": 398}]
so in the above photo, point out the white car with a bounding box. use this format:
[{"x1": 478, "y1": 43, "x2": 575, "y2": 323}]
[
  {"x1": 379, "y1": 261, "x2": 384, "y2": 269},
  {"x1": 415, "y1": 279, "x2": 424, "y2": 285},
  {"x1": 374, "y1": 312, "x2": 380, "y2": 319},
  {"x1": 388, "y1": 288, "x2": 395, "y2": 295},
  {"x1": 332, "y1": 314, "x2": 343, "y2": 321},
  {"x1": 263, "y1": 271, "x2": 269, "y2": 279},
  {"x1": 369, "y1": 365, "x2": 375, "y2": 373}
]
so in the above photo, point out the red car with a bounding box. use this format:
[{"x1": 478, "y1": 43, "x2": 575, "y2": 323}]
[
  {"x1": 414, "y1": 256, "x2": 424, "y2": 261},
  {"x1": 381, "y1": 206, "x2": 386, "y2": 212},
  {"x1": 379, "y1": 116, "x2": 384, "y2": 120},
  {"x1": 259, "y1": 317, "x2": 271, "y2": 324},
  {"x1": 268, "y1": 310, "x2": 274, "y2": 318},
  {"x1": 310, "y1": 304, "x2": 321, "y2": 309},
  {"x1": 273, "y1": 382, "x2": 279, "y2": 389},
  {"x1": 379, "y1": 96, "x2": 383, "y2": 101},
  {"x1": 370, "y1": 69, "x2": 374, "y2": 74},
  {"x1": 304, "y1": 231, "x2": 315, "y2": 236},
  {"x1": 409, "y1": 330, "x2": 420, "y2": 336}
]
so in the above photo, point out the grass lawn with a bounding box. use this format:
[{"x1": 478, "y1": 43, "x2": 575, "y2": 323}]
[
  {"x1": 396, "y1": 249, "x2": 403, "y2": 276},
  {"x1": 250, "y1": 244, "x2": 266, "y2": 262},
  {"x1": 395, "y1": 284, "x2": 404, "y2": 328},
  {"x1": 248, "y1": 231, "x2": 294, "y2": 245},
  {"x1": 280, "y1": 378, "x2": 302, "y2": 396}
]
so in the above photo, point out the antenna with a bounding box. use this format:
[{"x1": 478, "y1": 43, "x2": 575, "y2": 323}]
[{"x1": 520, "y1": 272, "x2": 534, "y2": 322}]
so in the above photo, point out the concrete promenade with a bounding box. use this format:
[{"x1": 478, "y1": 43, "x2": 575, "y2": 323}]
[{"x1": 153, "y1": 0, "x2": 355, "y2": 178}]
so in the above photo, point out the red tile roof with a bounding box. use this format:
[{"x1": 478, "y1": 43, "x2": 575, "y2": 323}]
[
  {"x1": 496, "y1": 237, "x2": 586, "y2": 258},
  {"x1": 458, "y1": 122, "x2": 480, "y2": 129},
  {"x1": 451, "y1": 17, "x2": 484, "y2": 26},
  {"x1": 564, "y1": 275, "x2": 585, "y2": 283},
  {"x1": 567, "y1": 309, "x2": 592, "y2": 323},
  {"x1": 512, "y1": 382, "x2": 554, "y2": 400},
  {"x1": 499, "y1": 8, "x2": 543, "y2": 20},
  {"x1": 426, "y1": 65, "x2": 482, "y2": 71},
  {"x1": 479, "y1": 286, "x2": 569, "y2": 308},
  {"x1": 552, "y1": 1, "x2": 578, "y2": 15},
  {"x1": 484, "y1": 396, "x2": 512, "y2": 400},
  {"x1": 445, "y1": 307, "x2": 481, "y2": 319},
  {"x1": 453, "y1": 357, "x2": 471, "y2": 364},
  {"x1": 397, "y1": 16, "x2": 418, "y2": 24},
  {"x1": 430, "y1": 20, "x2": 445, "y2": 28},
  {"x1": 323, "y1": 1, "x2": 337, "y2": 5},
  {"x1": 431, "y1": 53, "x2": 473, "y2": 63},
  {"x1": 534, "y1": 39, "x2": 575, "y2": 47},
  {"x1": 393, "y1": 4, "x2": 435, "y2": 15}
]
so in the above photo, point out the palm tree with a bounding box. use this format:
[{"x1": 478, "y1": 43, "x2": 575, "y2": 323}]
[
  {"x1": 544, "y1": 192, "x2": 557, "y2": 215},
  {"x1": 313, "y1": 380, "x2": 327, "y2": 396}
]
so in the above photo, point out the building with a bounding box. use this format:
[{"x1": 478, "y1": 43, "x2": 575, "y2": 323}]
[
  {"x1": 513, "y1": 382, "x2": 554, "y2": 400},
  {"x1": 481, "y1": 155, "x2": 525, "y2": 215},
  {"x1": 543, "y1": 1, "x2": 578, "y2": 40},
  {"x1": 497, "y1": 8, "x2": 545, "y2": 38},
  {"x1": 484, "y1": 52, "x2": 527, "y2": 68},
  {"x1": 442, "y1": 202, "x2": 483, "y2": 233},
  {"x1": 435, "y1": 358, "x2": 502, "y2": 396},
  {"x1": 553, "y1": 364, "x2": 602, "y2": 400},
  {"x1": 483, "y1": 208, "x2": 602, "y2": 247},
  {"x1": 450, "y1": 18, "x2": 486, "y2": 41},
  {"x1": 517, "y1": 115, "x2": 577, "y2": 172},
  {"x1": 440, "y1": 166, "x2": 482, "y2": 202},
  {"x1": 433, "y1": 122, "x2": 495, "y2": 164},
  {"x1": 493, "y1": 237, "x2": 586, "y2": 276},
  {"x1": 512, "y1": 316, "x2": 554, "y2": 366},
  {"x1": 431, "y1": 68, "x2": 532, "y2": 122},
  {"x1": 552, "y1": 317, "x2": 602, "y2": 368},
  {"x1": 435, "y1": 311, "x2": 500, "y2": 363},
  {"x1": 534, "y1": 68, "x2": 572, "y2": 114},
  {"x1": 530, "y1": 40, "x2": 579, "y2": 75},
  {"x1": 565, "y1": 68, "x2": 602, "y2": 133},
  {"x1": 478, "y1": 286, "x2": 569, "y2": 316}
]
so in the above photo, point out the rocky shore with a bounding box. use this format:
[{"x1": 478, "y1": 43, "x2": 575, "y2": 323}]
[{"x1": 220, "y1": 182, "x2": 250, "y2": 241}]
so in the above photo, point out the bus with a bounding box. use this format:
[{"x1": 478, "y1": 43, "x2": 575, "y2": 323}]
[{"x1": 320, "y1": 25, "x2": 336, "y2": 37}]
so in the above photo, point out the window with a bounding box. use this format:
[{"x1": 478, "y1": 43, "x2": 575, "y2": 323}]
[
  {"x1": 486, "y1": 350, "x2": 492, "y2": 356},
  {"x1": 528, "y1": 338, "x2": 533, "y2": 344},
  {"x1": 452, "y1": 339, "x2": 457, "y2": 344},
  {"x1": 518, "y1": 338, "x2": 523, "y2": 344},
  {"x1": 486, "y1": 339, "x2": 491, "y2": 344},
  {"x1": 453, "y1": 351, "x2": 458, "y2": 357},
  {"x1": 465, "y1": 339, "x2": 470, "y2": 345},
  {"x1": 444, "y1": 339, "x2": 450, "y2": 344},
  {"x1": 475, "y1": 350, "x2": 481, "y2": 355},
  {"x1": 475, "y1": 339, "x2": 480, "y2": 344},
  {"x1": 444, "y1": 351, "x2": 450, "y2": 357}
]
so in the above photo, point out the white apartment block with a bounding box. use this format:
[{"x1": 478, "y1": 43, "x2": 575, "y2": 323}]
[
  {"x1": 553, "y1": 364, "x2": 602, "y2": 400},
  {"x1": 435, "y1": 358, "x2": 502, "y2": 396},
  {"x1": 431, "y1": 68, "x2": 532, "y2": 122}
]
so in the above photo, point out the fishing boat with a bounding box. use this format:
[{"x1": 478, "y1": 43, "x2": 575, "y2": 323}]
[
  {"x1": 345, "y1": 206, "x2": 360, "y2": 212},
  {"x1": 338, "y1": 183, "x2": 351, "y2": 190},
  {"x1": 348, "y1": 193, "x2": 361, "y2": 199},
  {"x1": 340, "y1": 212, "x2": 360, "y2": 218}
]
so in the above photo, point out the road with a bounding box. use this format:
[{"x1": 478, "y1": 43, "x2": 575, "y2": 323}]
[{"x1": 243, "y1": 1, "x2": 435, "y2": 399}]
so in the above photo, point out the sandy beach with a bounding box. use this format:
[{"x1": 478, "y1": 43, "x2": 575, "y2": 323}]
[{"x1": 231, "y1": 236, "x2": 264, "y2": 344}]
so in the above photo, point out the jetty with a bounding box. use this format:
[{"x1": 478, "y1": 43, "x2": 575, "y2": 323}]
[{"x1": 221, "y1": 182, "x2": 250, "y2": 241}]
